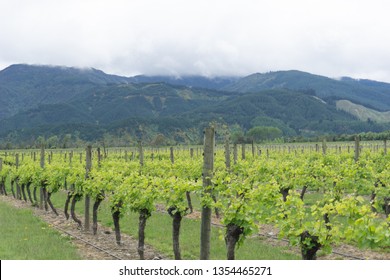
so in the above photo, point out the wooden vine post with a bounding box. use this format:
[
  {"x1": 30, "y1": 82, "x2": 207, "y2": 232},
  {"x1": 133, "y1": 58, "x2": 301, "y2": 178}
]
[
  {"x1": 97, "y1": 147, "x2": 101, "y2": 167},
  {"x1": 170, "y1": 147, "x2": 174, "y2": 164},
  {"x1": 84, "y1": 145, "x2": 92, "y2": 232},
  {"x1": 39, "y1": 146, "x2": 45, "y2": 210},
  {"x1": 138, "y1": 141, "x2": 144, "y2": 167},
  {"x1": 322, "y1": 139, "x2": 327, "y2": 155},
  {"x1": 354, "y1": 136, "x2": 360, "y2": 162},
  {"x1": 15, "y1": 154, "x2": 21, "y2": 200},
  {"x1": 233, "y1": 143, "x2": 238, "y2": 165},
  {"x1": 225, "y1": 137, "x2": 231, "y2": 171},
  {"x1": 200, "y1": 126, "x2": 215, "y2": 260},
  {"x1": 0, "y1": 158, "x2": 4, "y2": 195}
]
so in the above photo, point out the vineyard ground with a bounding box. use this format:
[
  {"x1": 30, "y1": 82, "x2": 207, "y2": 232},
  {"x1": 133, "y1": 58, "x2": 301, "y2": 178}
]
[
  {"x1": 47, "y1": 191, "x2": 300, "y2": 260},
  {"x1": 2, "y1": 192, "x2": 389, "y2": 260},
  {"x1": 0, "y1": 197, "x2": 82, "y2": 259},
  {"x1": 0, "y1": 195, "x2": 165, "y2": 260},
  {"x1": 0, "y1": 190, "x2": 300, "y2": 260},
  {"x1": 174, "y1": 205, "x2": 390, "y2": 260}
]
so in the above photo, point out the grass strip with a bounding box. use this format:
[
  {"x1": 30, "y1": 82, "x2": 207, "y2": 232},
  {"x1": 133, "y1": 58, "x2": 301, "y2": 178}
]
[
  {"x1": 50, "y1": 192, "x2": 299, "y2": 260},
  {"x1": 0, "y1": 198, "x2": 81, "y2": 260}
]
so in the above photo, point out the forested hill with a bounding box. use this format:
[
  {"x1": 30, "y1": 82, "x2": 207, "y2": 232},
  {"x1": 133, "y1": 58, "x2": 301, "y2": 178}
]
[
  {"x1": 0, "y1": 64, "x2": 129, "y2": 119},
  {"x1": 1, "y1": 64, "x2": 390, "y2": 147},
  {"x1": 223, "y1": 70, "x2": 390, "y2": 112}
]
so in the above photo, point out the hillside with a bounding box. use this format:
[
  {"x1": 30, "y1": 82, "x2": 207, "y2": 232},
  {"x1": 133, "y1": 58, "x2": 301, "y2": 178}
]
[
  {"x1": 224, "y1": 70, "x2": 390, "y2": 111},
  {"x1": 0, "y1": 82, "x2": 236, "y2": 132},
  {"x1": 2, "y1": 64, "x2": 390, "y2": 146},
  {"x1": 128, "y1": 75, "x2": 238, "y2": 90},
  {"x1": 336, "y1": 100, "x2": 390, "y2": 123},
  {"x1": 0, "y1": 64, "x2": 128, "y2": 119},
  {"x1": 2, "y1": 85, "x2": 383, "y2": 144},
  {"x1": 183, "y1": 89, "x2": 361, "y2": 135}
]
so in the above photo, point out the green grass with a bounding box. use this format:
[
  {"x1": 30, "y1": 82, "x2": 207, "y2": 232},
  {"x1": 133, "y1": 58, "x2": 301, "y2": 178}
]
[
  {"x1": 48, "y1": 191, "x2": 299, "y2": 260},
  {"x1": 0, "y1": 199, "x2": 81, "y2": 260},
  {"x1": 1, "y1": 180, "x2": 299, "y2": 260},
  {"x1": 336, "y1": 99, "x2": 390, "y2": 123},
  {"x1": 100, "y1": 208, "x2": 298, "y2": 260},
  {"x1": 303, "y1": 192, "x2": 324, "y2": 206}
]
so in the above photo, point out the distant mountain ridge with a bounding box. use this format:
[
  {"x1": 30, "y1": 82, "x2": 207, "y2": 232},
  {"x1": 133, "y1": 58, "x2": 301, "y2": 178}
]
[
  {"x1": 128, "y1": 75, "x2": 239, "y2": 90},
  {"x1": 1, "y1": 64, "x2": 390, "y2": 145},
  {"x1": 0, "y1": 64, "x2": 129, "y2": 119},
  {"x1": 0, "y1": 64, "x2": 238, "y2": 120},
  {"x1": 223, "y1": 70, "x2": 390, "y2": 111}
]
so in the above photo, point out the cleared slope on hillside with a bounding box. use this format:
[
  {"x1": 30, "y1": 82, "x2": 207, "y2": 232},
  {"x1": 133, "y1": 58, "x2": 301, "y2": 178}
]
[{"x1": 336, "y1": 100, "x2": 390, "y2": 123}]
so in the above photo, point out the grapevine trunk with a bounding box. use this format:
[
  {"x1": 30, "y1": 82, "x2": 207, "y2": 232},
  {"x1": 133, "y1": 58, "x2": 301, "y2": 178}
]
[
  {"x1": 70, "y1": 194, "x2": 83, "y2": 228},
  {"x1": 138, "y1": 208, "x2": 151, "y2": 260},
  {"x1": 300, "y1": 231, "x2": 321, "y2": 260},
  {"x1": 225, "y1": 223, "x2": 244, "y2": 260},
  {"x1": 168, "y1": 207, "x2": 183, "y2": 260},
  {"x1": 47, "y1": 192, "x2": 58, "y2": 216},
  {"x1": 64, "y1": 191, "x2": 72, "y2": 220},
  {"x1": 112, "y1": 201, "x2": 123, "y2": 245},
  {"x1": 92, "y1": 192, "x2": 104, "y2": 235}
]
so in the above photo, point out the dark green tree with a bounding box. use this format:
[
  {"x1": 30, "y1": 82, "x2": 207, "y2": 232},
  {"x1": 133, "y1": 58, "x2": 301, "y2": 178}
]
[{"x1": 247, "y1": 126, "x2": 282, "y2": 142}]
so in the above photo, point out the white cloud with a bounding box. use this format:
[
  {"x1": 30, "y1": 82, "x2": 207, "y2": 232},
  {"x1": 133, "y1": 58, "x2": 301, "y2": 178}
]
[{"x1": 1, "y1": 0, "x2": 390, "y2": 81}]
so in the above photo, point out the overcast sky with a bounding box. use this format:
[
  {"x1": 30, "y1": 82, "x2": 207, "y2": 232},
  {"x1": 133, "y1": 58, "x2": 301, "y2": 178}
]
[{"x1": 1, "y1": 0, "x2": 390, "y2": 81}]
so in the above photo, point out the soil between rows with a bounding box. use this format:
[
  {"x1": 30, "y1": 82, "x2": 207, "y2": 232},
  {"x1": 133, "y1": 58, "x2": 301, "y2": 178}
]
[
  {"x1": 1, "y1": 195, "x2": 389, "y2": 260},
  {"x1": 0, "y1": 195, "x2": 165, "y2": 260}
]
